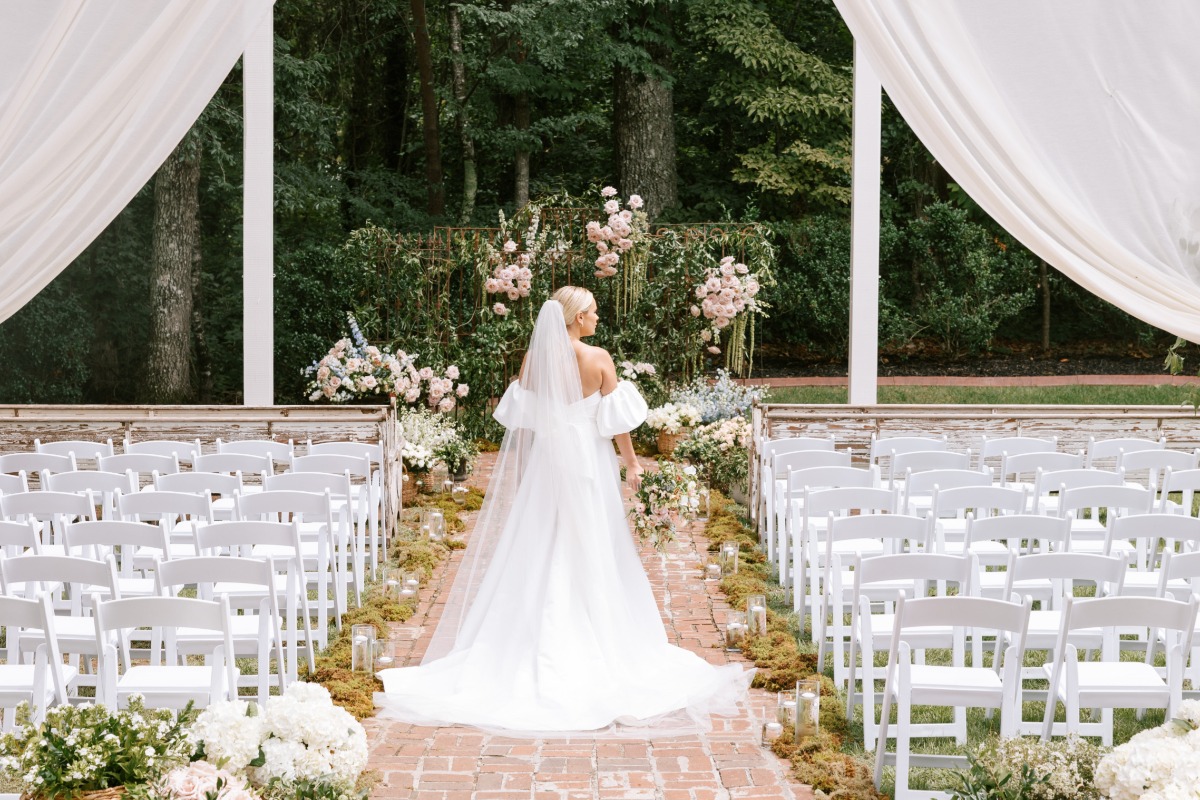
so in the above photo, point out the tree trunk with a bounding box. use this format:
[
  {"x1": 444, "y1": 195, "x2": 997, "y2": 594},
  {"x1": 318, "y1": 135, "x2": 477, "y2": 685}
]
[
  {"x1": 410, "y1": 0, "x2": 445, "y2": 215},
  {"x1": 513, "y1": 90, "x2": 531, "y2": 209},
  {"x1": 192, "y1": 249, "x2": 212, "y2": 403},
  {"x1": 1040, "y1": 258, "x2": 1051, "y2": 353},
  {"x1": 449, "y1": 5, "x2": 477, "y2": 223},
  {"x1": 146, "y1": 139, "x2": 201, "y2": 403}
]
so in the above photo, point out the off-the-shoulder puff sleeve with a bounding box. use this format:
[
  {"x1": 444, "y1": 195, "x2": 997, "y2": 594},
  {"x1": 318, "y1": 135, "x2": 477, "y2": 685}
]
[
  {"x1": 596, "y1": 381, "x2": 649, "y2": 437},
  {"x1": 492, "y1": 381, "x2": 536, "y2": 430}
]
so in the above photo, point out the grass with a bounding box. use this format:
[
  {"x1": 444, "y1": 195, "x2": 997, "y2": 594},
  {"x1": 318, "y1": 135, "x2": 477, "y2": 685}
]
[{"x1": 765, "y1": 384, "x2": 1200, "y2": 406}]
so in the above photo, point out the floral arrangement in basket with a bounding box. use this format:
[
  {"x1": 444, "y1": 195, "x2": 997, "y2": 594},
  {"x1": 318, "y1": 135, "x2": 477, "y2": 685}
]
[
  {"x1": 690, "y1": 255, "x2": 763, "y2": 358},
  {"x1": 586, "y1": 187, "x2": 646, "y2": 278},
  {"x1": 0, "y1": 697, "x2": 196, "y2": 800},
  {"x1": 951, "y1": 734, "x2": 1106, "y2": 800},
  {"x1": 628, "y1": 460, "x2": 700, "y2": 551},
  {"x1": 645, "y1": 403, "x2": 703, "y2": 435},
  {"x1": 398, "y1": 406, "x2": 456, "y2": 475},
  {"x1": 186, "y1": 684, "x2": 367, "y2": 793},
  {"x1": 434, "y1": 434, "x2": 479, "y2": 478},
  {"x1": 304, "y1": 315, "x2": 468, "y2": 412},
  {"x1": 673, "y1": 415, "x2": 753, "y2": 495},
  {"x1": 1094, "y1": 699, "x2": 1200, "y2": 800}
]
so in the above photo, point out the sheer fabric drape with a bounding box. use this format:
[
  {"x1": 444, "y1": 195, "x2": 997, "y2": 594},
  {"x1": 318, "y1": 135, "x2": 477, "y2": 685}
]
[
  {"x1": 834, "y1": 0, "x2": 1200, "y2": 341},
  {"x1": 0, "y1": 1, "x2": 273, "y2": 324}
]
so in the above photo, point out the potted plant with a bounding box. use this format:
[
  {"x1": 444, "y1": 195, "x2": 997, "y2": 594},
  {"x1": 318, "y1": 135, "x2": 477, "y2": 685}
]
[
  {"x1": 645, "y1": 402, "x2": 703, "y2": 456},
  {"x1": 435, "y1": 435, "x2": 479, "y2": 482}
]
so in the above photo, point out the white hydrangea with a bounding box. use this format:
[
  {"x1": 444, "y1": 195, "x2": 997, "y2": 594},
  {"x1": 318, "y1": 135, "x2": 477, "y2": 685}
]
[
  {"x1": 645, "y1": 402, "x2": 703, "y2": 434},
  {"x1": 1096, "y1": 716, "x2": 1200, "y2": 800},
  {"x1": 188, "y1": 700, "x2": 264, "y2": 773}
]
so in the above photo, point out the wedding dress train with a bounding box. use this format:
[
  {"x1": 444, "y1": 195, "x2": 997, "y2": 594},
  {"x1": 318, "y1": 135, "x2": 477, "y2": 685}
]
[{"x1": 376, "y1": 377, "x2": 753, "y2": 735}]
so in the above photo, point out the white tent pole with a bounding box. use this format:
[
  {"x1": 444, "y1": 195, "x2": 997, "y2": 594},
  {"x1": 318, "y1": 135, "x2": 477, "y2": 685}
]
[
  {"x1": 848, "y1": 40, "x2": 881, "y2": 406},
  {"x1": 243, "y1": 10, "x2": 274, "y2": 406}
]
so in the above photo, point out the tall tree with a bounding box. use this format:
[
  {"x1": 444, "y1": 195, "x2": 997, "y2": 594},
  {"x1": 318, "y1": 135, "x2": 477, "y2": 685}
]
[
  {"x1": 411, "y1": 0, "x2": 445, "y2": 215},
  {"x1": 448, "y1": 4, "x2": 478, "y2": 222},
  {"x1": 145, "y1": 136, "x2": 201, "y2": 403}
]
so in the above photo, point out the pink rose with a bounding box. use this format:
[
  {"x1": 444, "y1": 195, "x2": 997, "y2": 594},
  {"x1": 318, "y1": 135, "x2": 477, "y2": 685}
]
[
  {"x1": 493, "y1": 302, "x2": 508, "y2": 316},
  {"x1": 502, "y1": 239, "x2": 517, "y2": 253},
  {"x1": 604, "y1": 199, "x2": 620, "y2": 215},
  {"x1": 707, "y1": 346, "x2": 721, "y2": 355},
  {"x1": 601, "y1": 186, "x2": 618, "y2": 197},
  {"x1": 445, "y1": 365, "x2": 460, "y2": 380},
  {"x1": 619, "y1": 210, "x2": 632, "y2": 223},
  {"x1": 506, "y1": 288, "x2": 520, "y2": 300},
  {"x1": 596, "y1": 241, "x2": 609, "y2": 253},
  {"x1": 438, "y1": 397, "x2": 455, "y2": 413},
  {"x1": 735, "y1": 262, "x2": 749, "y2": 274},
  {"x1": 690, "y1": 305, "x2": 701, "y2": 318},
  {"x1": 329, "y1": 376, "x2": 341, "y2": 388},
  {"x1": 405, "y1": 387, "x2": 421, "y2": 403},
  {"x1": 485, "y1": 278, "x2": 501, "y2": 293},
  {"x1": 628, "y1": 194, "x2": 644, "y2": 209},
  {"x1": 418, "y1": 366, "x2": 434, "y2": 381},
  {"x1": 457, "y1": 384, "x2": 469, "y2": 398}
]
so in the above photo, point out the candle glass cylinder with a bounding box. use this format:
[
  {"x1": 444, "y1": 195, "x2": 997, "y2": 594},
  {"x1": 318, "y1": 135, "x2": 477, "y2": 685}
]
[
  {"x1": 719, "y1": 541, "x2": 740, "y2": 576},
  {"x1": 698, "y1": 487, "x2": 711, "y2": 521},
  {"x1": 776, "y1": 691, "x2": 798, "y2": 727},
  {"x1": 452, "y1": 485, "x2": 469, "y2": 505},
  {"x1": 374, "y1": 640, "x2": 396, "y2": 670},
  {"x1": 441, "y1": 479, "x2": 455, "y2": 496},
  {"x1": 761, "y1": 721, "x2": 783, "y2": 745},
  {"x1": 382, "y1": 565, "x2": 402, "y2": 602},
  {"x1": 746, "y1": 594, "x2": 768, "y2": 636},
  {"x1": 724, "y1": 611, "x2": 748, "y2": 652},
  {"x1": 705, "y1": 563, "x2": 722, "y2": 581},
  {"x1": 795, "y1": 678, "x2": 820, "y2": 739},
  {"x1": 351, "y1": 624, "x2": 376, "y2": 672},
  {"x1": 428, "y1": 511, "x2": 445, "y2": 539},
  {"x1": 400, "y1": 571, "x2": 420, "y2": 601}
]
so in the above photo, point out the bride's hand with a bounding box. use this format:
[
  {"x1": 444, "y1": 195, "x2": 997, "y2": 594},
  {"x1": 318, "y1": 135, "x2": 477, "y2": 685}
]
[{"x1": 627, "y1": 463, "x2": 644, "y2": 493}]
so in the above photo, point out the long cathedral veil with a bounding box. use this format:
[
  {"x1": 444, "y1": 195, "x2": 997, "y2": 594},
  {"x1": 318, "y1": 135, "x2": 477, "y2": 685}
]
[{"x1": 422, "y1": 299, "x2": 583, "y2": 662}]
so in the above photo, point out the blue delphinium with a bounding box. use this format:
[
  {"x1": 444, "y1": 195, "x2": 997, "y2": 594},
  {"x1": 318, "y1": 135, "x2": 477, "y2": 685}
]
[{"x1": 669, "y1": 369, "x2": 764, "y2": 423}]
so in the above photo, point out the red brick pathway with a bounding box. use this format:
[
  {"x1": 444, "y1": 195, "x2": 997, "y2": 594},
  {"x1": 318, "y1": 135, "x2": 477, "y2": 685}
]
[{"x1": 366, "y1": 455, "x2": 811, "y2": 800}]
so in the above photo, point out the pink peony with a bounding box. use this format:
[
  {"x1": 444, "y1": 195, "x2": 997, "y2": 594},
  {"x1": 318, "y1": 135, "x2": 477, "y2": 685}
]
[
  {"x1": 506, "y1": 288, "x2": 520, "y2": 300},
  {"x1": 601, "y1": 186, "x2": 618, "y2": 197},
  {"x1": 628, "y1": 194, "x2": 644, "y2": 209},
  {"x1": 493, "y1": 302, "x2": 508, "y2": 316}
]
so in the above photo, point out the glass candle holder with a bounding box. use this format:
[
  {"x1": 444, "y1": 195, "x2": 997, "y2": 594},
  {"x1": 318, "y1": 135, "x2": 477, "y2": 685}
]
[
  {"x1": 746, "y1": 594, "x2": 768, "y2": 636},
  {"x1": 351, "y1": 624, "x2": 376, "y2": 672},
  {"x1": 761, "y1": 721, "x2": 783, "y2": 745},
  {"x1": 795, "y1": 678, "x2": 820, "y2": 739},
  {"x1": 698, "y1": 487, "x2": 711, "y2": 521},
  {"x1": 428, "y1": 510, "x2": 445, "y2": 538},
  {"x1": 452, "y1": 485, "x2": 469, "y2": 505},
  {"x1": 373, "y1": 640, "x2": 396, "y2": 670},
  {"x1": 705, "y1": 562, "x2": 722, "y2": 581},
  {"x1": 724, "y1": 611, "x2": 748, "y2": 652},
  {"x1": 719, "y1": 541, "x2": 740, "y2": 576},
  {"x1": 441, "y1": 479, "x2": 455, "y2": 496},
  {"x1": 382, "y1": 566, "x2": 402, "y2": 602},
  {"x1": 399, "y1": 571, "x2": 420, "y2": 601},
  {"x1": 776, "y1": 691, "x2": 798, "y2": 727}
]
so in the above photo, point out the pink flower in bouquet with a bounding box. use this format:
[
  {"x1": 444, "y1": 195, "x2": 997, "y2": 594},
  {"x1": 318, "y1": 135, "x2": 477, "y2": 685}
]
[
  {"x1": 361, "y1": 374, "x2": 378, "y2": 390},
  {"x1": 700, "y1": 329, "x2": 712, "y2": 342},
  {"x1": 457, "y1": 383, "x2": 469, "y2": 397},
  {"x1": 720, "y1": 262, "x2": 736, "y2": 277},
  {"x1": 628, "y1": 194, "x2": 644, "y2": 209},
  {"x1": 418, "y1": 366, "x2": 434, "y2": 381},
  {"x1": 438, "y1": 397, "x2": 455, "y2": 413},
  {"x1": 517, "y1": 280, "x2": 531, "y2": 293},
  {"x1": 714, "y1": 316, "x2": 730, "y2": 329},
  {"x1": 504, "y1": 288, "x2": 518, "y2": 300},
  {"x1": 618, "y1": 210, "x2": 633, "y2": 223},
  {"x1": 485, "y1": 278, "x2": 501, "y2": 293},
  {"x1": 735, "y1": 262, "x2": 749, "y2": 274},
  {"x1": 690, "y1": 305, "x2": 701, "y2": 317},
  {"x1": 600, "y1": 225, "x2": 614, "y2": 240},
  {"x1": 329, "y1": 376, "x2": 341, "y2": 389},
  {"x1": 502, "y1": 239, "x2": 517, "y2": 253},
  {"x1": 445, "y1": 365, "x2": 460, "y2": 380},
  {"x1": 586, "y1": 222, "x2": 604, "y2": 243},
  {"x1": 603, "y1": 199, "x2": 620, "y2": 215},
  {"x1": 493, "y1": 302, "x2": 508, "y2": 316},
  {"x1": 322, "y1": 385, "x2": 335, "y2": 398},
  {"x1": 405, "y1": 387, "x2": 421, "y2": 403},
  {"x1": 746, "y1": 280, "x2": 760, "y2": 296},
  {"x1": 616, "y1": 238, "x2": 633, "y2": 252},
  {"x1": 707, "y1": 346, "x2": 721, "y2": 355},
  {"x1": 601, "y1": 186, "x2": 618, "y2": 197},
  {"x1": 516, "y1": 253, "x2": 531, "y2": 267},
  {"x1": 316, "y1": 366, "x2": 330, "y2": 381}
]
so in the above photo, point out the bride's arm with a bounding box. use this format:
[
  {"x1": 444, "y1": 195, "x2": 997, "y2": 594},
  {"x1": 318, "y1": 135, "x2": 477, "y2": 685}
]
[{"x1": 597, "y1": 350, "x2": 644, "y2": 492}]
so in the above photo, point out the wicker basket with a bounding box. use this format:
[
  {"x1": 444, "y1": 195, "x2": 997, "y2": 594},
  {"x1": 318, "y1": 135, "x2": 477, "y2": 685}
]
[
  {"x1": 656, "y1": 428, "x2": 692, "y2": 456},
  {"x1": 25, "y1": 788, "x2": 127, "y2": 800},
  {"x1": 401, "y1": 471, "x2": 418, "y2": 505},
  {"x1": 420, "y1": 471, "x2": 438, "y2": 494}
]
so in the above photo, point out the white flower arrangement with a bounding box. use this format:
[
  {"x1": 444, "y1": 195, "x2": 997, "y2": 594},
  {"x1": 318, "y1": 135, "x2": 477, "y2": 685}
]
[
  {"x1": 189, "y1": 683, "x2": 368, "y2": 792},
  {"x1": 1096, "y1": 700, "x2": 1200, "y2": 800},
  {"x1": 618, "y1": 360, "x2": 657, "y2": 382},
  {"x1": 645, "y1": 402, "x2": 703, "y2": 434}
]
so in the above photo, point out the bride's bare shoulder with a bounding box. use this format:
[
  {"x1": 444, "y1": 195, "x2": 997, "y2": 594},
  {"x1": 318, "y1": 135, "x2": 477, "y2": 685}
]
[{"x1": 575, "y1": 341, "x2": 614, "y2": 366}]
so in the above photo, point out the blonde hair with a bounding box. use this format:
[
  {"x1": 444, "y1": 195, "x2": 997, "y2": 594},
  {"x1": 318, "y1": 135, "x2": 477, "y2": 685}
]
[{"x1": 551, "y1": 286, "x2": 595, "y2": 329}]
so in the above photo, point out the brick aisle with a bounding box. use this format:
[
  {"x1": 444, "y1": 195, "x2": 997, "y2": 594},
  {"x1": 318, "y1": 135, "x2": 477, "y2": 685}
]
[{"x1": 365, "y1": 453, "x2": 813, "y2": 800}]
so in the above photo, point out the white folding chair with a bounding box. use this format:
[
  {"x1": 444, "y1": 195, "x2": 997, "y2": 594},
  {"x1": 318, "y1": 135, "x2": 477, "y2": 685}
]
[
  {"x1": 1118, "y1": 448, "x2": 1200, "y2": 497},
  {"x1": 1, "y1": 490, "x2": 95, "y2": 554},
  {"x1": 998, "y1": 450, "x2": 1084, "y2": 500},
  {"x1": 92, "y1": 594, "x2": 238, "y2": 709},
  {"x1": 817, "y1": 511, "x2": 925, "y2": 683},
  {"x1": 900, "y1": 467, "x2": 991, "y2": 518},
  {"x1": 117, "y1": 489, "x2": 216, "y2": 567},
  {"x1": 1159, "y1": 466, "x2": 1200, "y2": 516},
  {"x1": 35, "y1": 438, "x2": 115, "y2": 467},
  {"x1": 63, "y1": 519, "x2": 172, "y2": 598},
  {"x1": 154, "y1": 470, "x2": 243, "y2": 521},
  {"x1": 0, "y1": 473, "x2": 29, "y2": 496},
  {"x1": 193, "y1": 453, "x2": 272, "y2": 505},
  {"x1": 869, "y1": 434, "x2": 948, "y2": 493},
  {"x1": 44, "y1": 470, "x2": 133, "y2": 520},
  {"x1": 889, "y1": 450, "x2": 972, "y2": 492},
  {"x1": 0, "y1": 553, "x2": 121, "y2": 695},
  {"x1": 265, "y1": 470, "x2": 364, "y2": 604},
  {"x1": 1031, "y1": 466, "x2": 1124, "y2": 516},
  {"x1": 874, "y1": 595, "x2": 1031, "y2": 800},
  {"x1": 156, "y1": 555, "x2": 288, "y2": 702},
  {"x1": 778, "y1": 464, "x2": 878, "y2": 589},
  {"x1": 99, "y1": 453, "x2": 180, "y2": 489},
  {"x1": 123, "y1": 437, "x2": 202, "y2": 467},
  {"x1": 0, "y1": 593, "x2": 76, "y2": 730},
  {"x1": 291, "y1": 453, "x2": 377, "y2": 579},
  {"x1": 1086, "y1": 435, "x2": 1165, "y2": 469},
  {"x1": 963, "y1": 514, "x2": 1074, "y2": 601},
  {"x1": 770, "y1": 449, "x2": 852, "y2": 564},
  {"x1": 217, "y1": 438, "x2": 294, "y2": 468},
  {"x1": 0, "y1": 520, "x2": 40, "y2": 558},
  {"x1": 1057, "y1": 484, "x2": 1153, "y2": 564},
  {"x1": 0, "y1": 453, "x2": 77, "y2": 488},
  {"x1": 1040, "y1": 594, "x2": 1198, "y2": 745},
  {"x1": 1107, "y1": 513, "x2": 1200, "y2": 596},
  {"x1": 194, "y1": 520, "x2": 318, "y2": 663},
  {"x1": 1156, "y1": 550, "x2": 1200, "y2": 690},
  {"x1": 756, "y1": 436, "x2": 836, "y2": 540},
  {"x1": 847, "y1": 552, "x2": 977, "y2": 750},
  {"x1": 977, "y1": 435, "x2": 1057, "y2": 472},
  {"x1": 925, "y1": 484, "x2": 1027, "y2": 557}
]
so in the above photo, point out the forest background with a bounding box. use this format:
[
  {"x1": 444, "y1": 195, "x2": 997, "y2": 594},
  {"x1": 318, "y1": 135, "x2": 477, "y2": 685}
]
[{"x1": 0, "y1": 0, "x2": 1172, "y2": 407}]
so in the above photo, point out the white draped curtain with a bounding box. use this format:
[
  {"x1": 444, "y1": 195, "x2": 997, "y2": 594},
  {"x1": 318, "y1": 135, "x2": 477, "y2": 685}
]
[
  {"x1": 834, "y1": 0, "x2": 1200, "y2": 342},
  {"x1": 0, "y1": 0, "x2": 274, "y2": 325}
]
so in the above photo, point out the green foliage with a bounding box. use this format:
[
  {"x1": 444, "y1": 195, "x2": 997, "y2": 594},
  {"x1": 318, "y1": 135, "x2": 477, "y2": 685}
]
[
  {"x1": 0, "y1": 277, "x2": 93, "y2": 403},
  {"x1": 950, "y1": 753, "x2": 1049, "y2": 800}
]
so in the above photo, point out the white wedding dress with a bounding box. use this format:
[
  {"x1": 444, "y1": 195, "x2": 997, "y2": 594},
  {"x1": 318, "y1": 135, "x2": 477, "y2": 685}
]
[{"x1": 377, "y1": 303, "x2": 752, "y2": 736}]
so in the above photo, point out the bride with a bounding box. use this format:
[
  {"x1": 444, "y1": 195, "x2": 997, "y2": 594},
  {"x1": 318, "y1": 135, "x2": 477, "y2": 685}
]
[{"x1": 377, "y1": 286, "x2": 753, "y2": 735}]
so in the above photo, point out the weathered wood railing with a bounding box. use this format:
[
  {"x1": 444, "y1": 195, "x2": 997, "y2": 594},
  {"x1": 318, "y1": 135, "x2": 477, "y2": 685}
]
[
  {"x1": 749, "y1": 403, "x2": 1200, "y2": 523},
  {"x1": 0, "y1": 404, "x2": 402, "y2": 536}
]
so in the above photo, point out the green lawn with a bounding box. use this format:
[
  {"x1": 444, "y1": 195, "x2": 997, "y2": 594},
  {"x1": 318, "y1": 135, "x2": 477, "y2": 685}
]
[{"x1": 765, "y1": 384, "x2": 1200, "y2": 406}]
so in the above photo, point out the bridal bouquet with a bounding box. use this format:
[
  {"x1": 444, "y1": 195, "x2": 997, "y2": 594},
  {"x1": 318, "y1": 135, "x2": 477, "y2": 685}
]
[
  {"x1": 629, "y1": 461, "x2": 700, "y2": 551},
  {"x1": 585, "y1": 187, "x2": 647, "y2": 278},
  {"x1": 1095, "y1": 700, "x2": 1200, "y2": 800}
]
